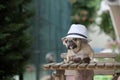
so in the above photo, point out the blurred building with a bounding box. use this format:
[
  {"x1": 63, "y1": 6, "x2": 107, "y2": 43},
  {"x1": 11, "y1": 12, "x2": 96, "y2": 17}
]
[
  {"x1": 106, "y1": 0, "x2": 120, "y2": 41},
  {"x1": 31, "y1": 0, "x2": 71, "y2": 80}
]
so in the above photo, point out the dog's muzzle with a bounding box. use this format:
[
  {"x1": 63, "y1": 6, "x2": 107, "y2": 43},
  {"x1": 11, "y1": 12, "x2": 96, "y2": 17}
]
[{"x1": 67, "y1": 40, "x2": 77, "y2": 49}]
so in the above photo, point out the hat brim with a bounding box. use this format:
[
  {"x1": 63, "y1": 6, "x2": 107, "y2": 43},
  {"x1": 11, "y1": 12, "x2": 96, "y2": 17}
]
[{"x1": 63, "y1": 35, "x2": 91, "y2": 42}]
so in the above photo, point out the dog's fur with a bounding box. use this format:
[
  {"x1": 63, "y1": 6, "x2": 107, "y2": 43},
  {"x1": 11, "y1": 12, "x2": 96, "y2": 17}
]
[
  {"x1": 62, "y1": 37, "x2": 94, "y2": 80},
  {"x1": 62, "y1": 37, "x2": 94, "y2": 63}
]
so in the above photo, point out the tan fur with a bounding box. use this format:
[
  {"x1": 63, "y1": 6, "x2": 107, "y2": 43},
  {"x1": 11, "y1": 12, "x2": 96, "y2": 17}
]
[
  {"x1": 62, "y1": 37, "x2": 94, "y2": 80},
  {"x1": 62, "y1": 37, "x2": 94, "y2": 63}
]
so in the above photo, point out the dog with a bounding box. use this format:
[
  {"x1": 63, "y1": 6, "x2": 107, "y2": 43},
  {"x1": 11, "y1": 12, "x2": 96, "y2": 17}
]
[
  {"x1": 62, "y1": 37, "x2": 94, "y2": 80},
  {"x1": 62, "y1": 37, "x2": 94, "y2": 63},
  {"x1": 61, "y1": 24, "x2": 94, "y2": 80}
]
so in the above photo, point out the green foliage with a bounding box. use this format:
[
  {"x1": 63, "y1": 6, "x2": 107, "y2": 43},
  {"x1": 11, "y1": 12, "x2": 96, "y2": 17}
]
[
  {"x1": 94, "y1": 75, "x2": 113, "y2": 80},
  {"x1": 71, "y1": 0, "x2": 101, "y2": 27},
  {"x1": 71, "y1": 0, "x2": 116, "y2": 39},
  {"x1": 98, "y1": 11, "x2": 115, "y2": 39},
  {"x1": 0, "y1": 0, "x2": 34, "y2": 79},
  {"x1": 115, "y1": 54, "x2": 120, "y2": 62}
]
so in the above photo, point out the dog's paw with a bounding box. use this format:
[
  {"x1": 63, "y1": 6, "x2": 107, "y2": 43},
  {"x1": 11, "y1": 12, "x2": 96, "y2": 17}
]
[
  {"x1": 82, "y1": 57, "x2": 91, "y2": 63},
  {"x1": 73, "y1": 57, "x2": 82, "y2": 63}
]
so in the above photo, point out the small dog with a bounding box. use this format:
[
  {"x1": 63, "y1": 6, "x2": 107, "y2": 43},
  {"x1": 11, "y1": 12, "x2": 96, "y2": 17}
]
[
  {"x1": 62, "y1": 37, "x2": 94, "y2": 80},
  {"x1": 62, "y1": 37, "x2": 94, "y2": 63},
  {"x1": 61, "y1": 24, "x2": 94, "y2": 80}
]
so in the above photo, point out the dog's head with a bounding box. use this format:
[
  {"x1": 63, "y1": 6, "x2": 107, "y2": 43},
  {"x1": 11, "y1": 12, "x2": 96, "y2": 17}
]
[{"x1": 62, "y1": 37, "x2": 85, "y2": 52}]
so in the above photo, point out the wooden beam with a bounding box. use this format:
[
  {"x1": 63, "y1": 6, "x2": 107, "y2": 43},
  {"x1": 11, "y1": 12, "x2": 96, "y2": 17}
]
[
  {"x1": 94, "y1": 70, "x2": 114, "y2": 75},
  {"x1": 94, "y1": 53, "x2": 117, "y2": 58},
  {"x1": 43, "y1": 62, "x2": 120, "y2": 70},
  {"x1": 109, "y1": 5, "x2": 120, "y2": 40}
]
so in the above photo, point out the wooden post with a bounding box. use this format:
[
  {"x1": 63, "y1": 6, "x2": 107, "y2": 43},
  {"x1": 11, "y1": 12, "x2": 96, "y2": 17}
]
[
  {"x1": 53, "y1": 70, "x2": 65, "y2": 80},
  {"x1": 19, "y1": 73, "x2": 23, "y2": 80},
  {"x1": 65, "y1": 70, "x2": 94, "y2": 80}
]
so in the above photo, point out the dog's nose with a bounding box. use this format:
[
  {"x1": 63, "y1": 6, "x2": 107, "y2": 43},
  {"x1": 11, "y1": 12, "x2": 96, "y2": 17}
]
[
  {"x1": 67, "y1": 40, "x2": 77, "y2": 49},
  {"x1": 68, "y1": 40, "x2": 73, "y2": 43},
  {"x1": 68, "y1": 40, "x2": 74, "y2": 45}
]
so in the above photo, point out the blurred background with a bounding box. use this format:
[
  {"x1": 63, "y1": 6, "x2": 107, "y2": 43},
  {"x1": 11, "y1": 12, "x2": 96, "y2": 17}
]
[{"x1": 1, "y1": 0, "x2": 120, "y2": 80}]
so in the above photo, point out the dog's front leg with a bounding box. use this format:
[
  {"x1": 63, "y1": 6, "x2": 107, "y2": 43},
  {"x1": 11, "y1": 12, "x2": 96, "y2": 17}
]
[
  {"x1": 65, "y1": 55, "x2": 69, "y2": 63},
  {"x1": 65, "y1": 54, "x2": 75, "y2": 63},
  {"x1": 64, "y1": 50, "x2": 75, "y2": 63}
]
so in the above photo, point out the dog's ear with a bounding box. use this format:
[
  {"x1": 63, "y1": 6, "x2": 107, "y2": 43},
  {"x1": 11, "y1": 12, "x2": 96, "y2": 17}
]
[
  {"x1": 61, "y1": 37, "x2": 67, "y2": 45},
  {"x1": 61, "y1": 37, "x2": 65, "y2": 41}
]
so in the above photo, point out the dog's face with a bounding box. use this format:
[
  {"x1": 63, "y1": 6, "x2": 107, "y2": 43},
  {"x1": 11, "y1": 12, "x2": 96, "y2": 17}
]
[{"x1": 62, "y1": 37, "x2": 82, "y2": 52}]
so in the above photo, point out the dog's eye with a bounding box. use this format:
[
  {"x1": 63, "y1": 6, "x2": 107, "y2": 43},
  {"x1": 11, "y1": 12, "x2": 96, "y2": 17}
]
[
  {"x1": 73, "y1": 38, "x2": 77, "y2": 41},
  {"x1": 65, "y1": 39, "x2": 68, "y2": 43}
]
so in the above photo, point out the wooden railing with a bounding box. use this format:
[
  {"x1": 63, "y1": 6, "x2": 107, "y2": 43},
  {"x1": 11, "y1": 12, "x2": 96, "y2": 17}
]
[{"x1": 43, "y1": 53, "x2": 120, "y2": 80}]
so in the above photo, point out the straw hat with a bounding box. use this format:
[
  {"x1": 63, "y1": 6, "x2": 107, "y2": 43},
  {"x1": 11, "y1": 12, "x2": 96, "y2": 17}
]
[{"x1": 64, "y1": 24, "x2": 91, "y2": 42}]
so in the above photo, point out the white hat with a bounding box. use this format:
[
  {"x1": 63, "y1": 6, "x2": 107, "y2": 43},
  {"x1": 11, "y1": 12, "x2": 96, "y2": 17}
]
[{"x1": 64, "y1": 24, "x2": 91, "y2": 42}]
